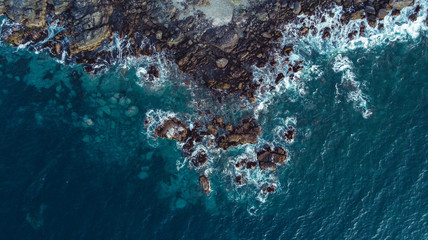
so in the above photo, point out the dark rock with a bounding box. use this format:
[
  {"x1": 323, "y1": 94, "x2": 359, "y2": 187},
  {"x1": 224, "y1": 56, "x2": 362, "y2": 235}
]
[
  {"x1": 359, "y1": 22, "x2": 366, "y2": 37},
  {"x1": 322, "y1": 27, "x2": 331, "y2": 39},
  {"x1": 389, "y1": 0, "x2": 413, "y2": 10},
  {"x1": 235, "y1": 175, "x2": 243, "y2": 185},
  {"x1": 348, "y1": 30, "x2": 358, "y2": 40},
  {"x1": 199, "y1": 175, "x2": 211, "y2": 195},
  {"x1": 246, "y1": 161, "x2": 257, "y2": 169},
  {"x1": 409, "y1": 5, "x2": 421, "y2": 21},
  {"x1": 275, "y1": 73, "x2": 285, "y2": 84},
  {"x1": 284, "y1": 126, "x2": 296, "y2": 141},
  {"x1": 191, "y1": 150, "x2": 208, "y2": 167},
  {"x1": 154, "y1": 118, "x2": 190, "y2": 142},
  {"x1": 391, "y1": 9, "x2": 401, "y2": 16},
  {"x1": 148, "y1": 65, "x2": 159, "y2": 78},
  {"x1": 299, "y1": 26, "x2": 309, "y2": 36},
  {"x1": 262, "y1": 184, "x2": 275, "y2": 194}
]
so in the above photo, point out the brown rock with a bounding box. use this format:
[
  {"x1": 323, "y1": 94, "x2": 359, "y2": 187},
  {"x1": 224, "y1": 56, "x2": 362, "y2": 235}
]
[
  {"x1": 217, "y1": 118, "x2": 261, "y2": 150},
  {"x1": 257, "y1": 146, "x2": 287, "y2": 170},
  {"x1": 207, "y1": 125, "x2": 218, "y2": 136},
  {"x1": 199, "y1": 175, "x2": 211, "y2": 195},
  {"x1": 154, "y1": 118, "x2": 190, "y2": 142},
  {"x1": 389, "y1": 0, "x2": 413, "y2": 10},
  {"x1": 259, "y1": 161, "x2": 276, "y2": 171}
]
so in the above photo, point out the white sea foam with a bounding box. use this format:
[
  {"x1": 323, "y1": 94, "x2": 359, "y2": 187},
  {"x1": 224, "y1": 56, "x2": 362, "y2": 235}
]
[
  {"x1": 281, "y1": 1, "x2": 428, "y2": 55},
  {"x1": 333, "y1": 54, "x2": 372, "y2": 118}
]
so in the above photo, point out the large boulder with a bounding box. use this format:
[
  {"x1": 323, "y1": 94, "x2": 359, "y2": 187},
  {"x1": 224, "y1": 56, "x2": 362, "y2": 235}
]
[
  {"x1": 217, "y1": 118, "x2": 261, "y2": 150},
  {"x1": 389, "y1": 0, "x2": 413, "y2": 10},
  {"x1": 257, "y1": 146, "x2": 287, "y2": 170},
  {"x1": 154, "y1": 118, "x2": 190, "y2": 142}
]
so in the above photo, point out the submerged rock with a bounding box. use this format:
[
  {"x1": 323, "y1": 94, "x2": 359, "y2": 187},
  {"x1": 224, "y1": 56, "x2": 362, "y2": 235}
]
[
  {"x1": 199, "y1": 175, "x2": 211, "y2": 195},
  {"x1": 284, "y1": 126, "x2": 296, "y2": 142},
  {"x1": 154, "y1": 118, "x2": 190, "y2": 142},
  {"x1": 191, "y1": 150, "x2": 208, "y2": 167}
]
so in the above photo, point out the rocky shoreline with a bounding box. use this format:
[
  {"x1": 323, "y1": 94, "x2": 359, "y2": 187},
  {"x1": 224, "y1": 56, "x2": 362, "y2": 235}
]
[
  {"x1": 0, "y1": 0, "x2": 423, "y2": 195},
  {"x1": 1, "y1": 0, "x2": 421, "y2": 99}
]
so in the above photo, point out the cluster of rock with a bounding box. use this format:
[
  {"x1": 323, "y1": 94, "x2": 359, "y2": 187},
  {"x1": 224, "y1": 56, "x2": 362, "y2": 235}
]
[{"x1": 151, "y1": 116, "x2": 294, "y2": 195}]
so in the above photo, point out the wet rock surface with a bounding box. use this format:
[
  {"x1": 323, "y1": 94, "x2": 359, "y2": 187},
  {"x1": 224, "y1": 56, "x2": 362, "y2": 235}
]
[
  {"x1": 154, "y1": 118, "x2": 190, "y2": 142},
  {"x1": 257, "y1": 146, "x2": 287, "y2": 170},
  {"x1": 199, "y1": 175, "x2": 211, "y2": 195},
  {"x1": 217, "y1": 118, "x2": 261, "y2": 150}
]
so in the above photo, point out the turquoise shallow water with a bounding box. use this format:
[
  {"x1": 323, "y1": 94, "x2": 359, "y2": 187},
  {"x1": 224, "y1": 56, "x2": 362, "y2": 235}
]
[{"x1": 0, "y1": 5, "x2": 428, "y2": 240}]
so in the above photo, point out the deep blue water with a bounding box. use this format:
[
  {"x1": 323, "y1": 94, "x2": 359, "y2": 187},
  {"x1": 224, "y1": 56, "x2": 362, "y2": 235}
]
[{"x1": 1, "y1": 7, "x2": 428, "y2": 240}]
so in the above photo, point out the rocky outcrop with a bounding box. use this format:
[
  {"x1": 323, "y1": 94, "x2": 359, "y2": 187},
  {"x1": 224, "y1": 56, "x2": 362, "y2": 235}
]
[
  {"x1": 199, "y1": 175, "x2": 211, "y2": 195},
  {"x1": 217, "y1": 118, "x2": 261, "y2": 150},
  {"x1": 154, "y1": 118, "x2": 190, "y2": 142},
  {"x1": 257, "y1": 146, "x2": 287, "y2": 171}
]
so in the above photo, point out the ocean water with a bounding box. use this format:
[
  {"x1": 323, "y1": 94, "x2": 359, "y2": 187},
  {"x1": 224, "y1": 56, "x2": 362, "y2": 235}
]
[{"x1": 0, "y1": 3, "x2": 428, "y2": 240}]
